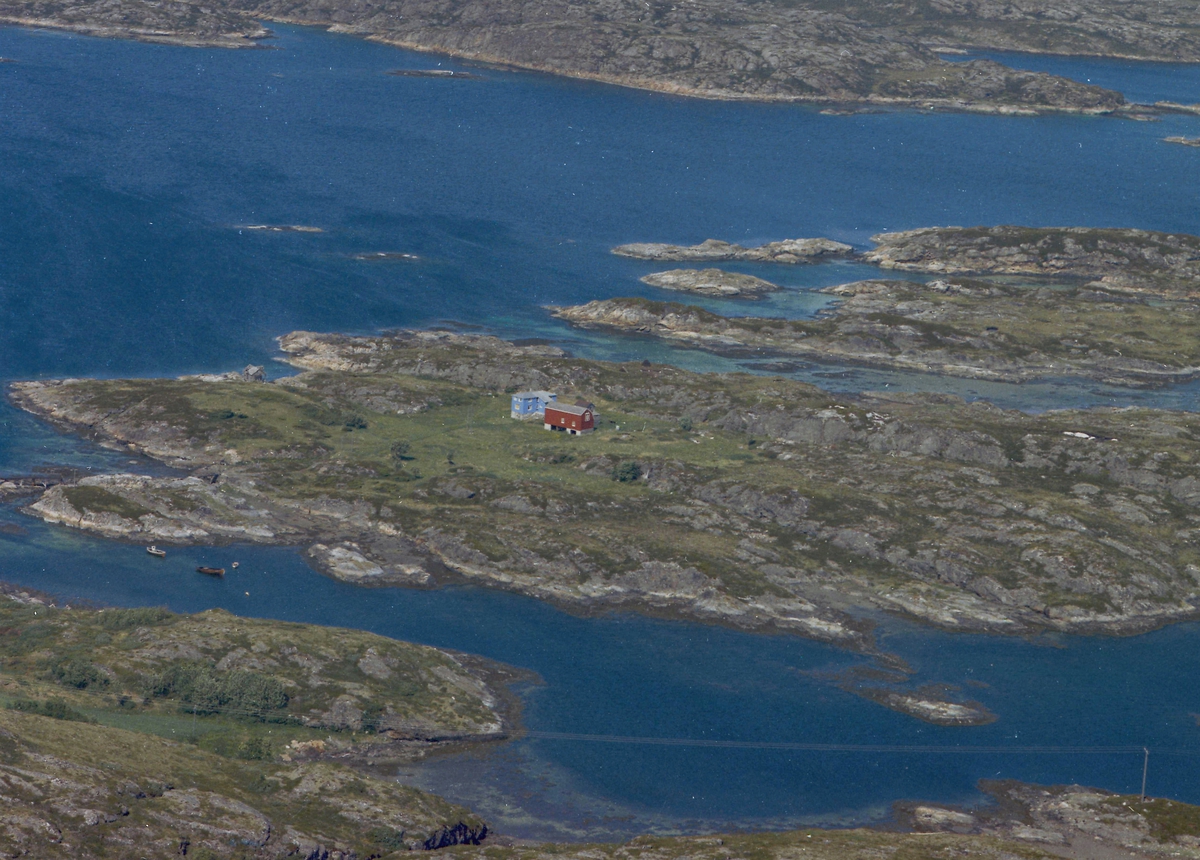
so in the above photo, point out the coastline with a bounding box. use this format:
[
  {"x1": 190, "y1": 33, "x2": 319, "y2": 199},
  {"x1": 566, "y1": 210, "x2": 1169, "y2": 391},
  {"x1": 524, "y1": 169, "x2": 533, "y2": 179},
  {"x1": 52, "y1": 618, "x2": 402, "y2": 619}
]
[{"x1": 0, "y1": 12, "x2": 1167, "y2": 115}]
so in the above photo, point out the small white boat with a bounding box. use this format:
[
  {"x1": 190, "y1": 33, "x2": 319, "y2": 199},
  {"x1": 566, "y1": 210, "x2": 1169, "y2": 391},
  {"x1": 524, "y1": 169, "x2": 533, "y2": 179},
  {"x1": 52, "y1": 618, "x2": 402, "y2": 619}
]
[
  {"x1": 231, "y1": 562, "x2": 240, "y2": 569},
  {"x1": 146, "y1": 546, "x2": 166, "y2": 558}
]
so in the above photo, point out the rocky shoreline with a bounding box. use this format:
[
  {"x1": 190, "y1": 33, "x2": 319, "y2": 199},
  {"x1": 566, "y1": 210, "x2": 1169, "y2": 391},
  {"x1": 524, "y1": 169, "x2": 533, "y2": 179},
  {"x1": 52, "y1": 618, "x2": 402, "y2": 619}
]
[
  {"x1": 7, "y1": 0, "x2": 1197, "y2": 113},
  {"x1": 595, "y1": 226, "x2": 1200, "y2": 386},
  {"x1": 861, "y1": 225, "x2": 1200, "y2": 298}
]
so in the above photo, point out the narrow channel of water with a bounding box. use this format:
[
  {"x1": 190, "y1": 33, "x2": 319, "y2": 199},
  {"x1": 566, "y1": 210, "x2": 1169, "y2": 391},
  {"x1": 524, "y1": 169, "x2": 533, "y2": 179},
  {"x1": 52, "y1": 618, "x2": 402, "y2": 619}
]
[{"x1": 2, "y1": 503, "x2": 1198, "y2": 840}]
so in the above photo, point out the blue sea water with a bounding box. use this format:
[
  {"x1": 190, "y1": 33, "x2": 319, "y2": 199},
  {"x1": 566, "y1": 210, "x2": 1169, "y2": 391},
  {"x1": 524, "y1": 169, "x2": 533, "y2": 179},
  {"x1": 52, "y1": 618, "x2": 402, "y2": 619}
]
[{"x1": 3, "y1": 21, "x2": 1200, "y2": 839}]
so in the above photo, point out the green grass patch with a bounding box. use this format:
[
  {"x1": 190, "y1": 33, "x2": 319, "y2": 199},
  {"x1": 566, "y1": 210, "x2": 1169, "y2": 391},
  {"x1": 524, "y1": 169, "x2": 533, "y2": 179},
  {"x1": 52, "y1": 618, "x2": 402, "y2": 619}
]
[{"x1": 62, "y1": 485, "x2": 153, "y2": 520}]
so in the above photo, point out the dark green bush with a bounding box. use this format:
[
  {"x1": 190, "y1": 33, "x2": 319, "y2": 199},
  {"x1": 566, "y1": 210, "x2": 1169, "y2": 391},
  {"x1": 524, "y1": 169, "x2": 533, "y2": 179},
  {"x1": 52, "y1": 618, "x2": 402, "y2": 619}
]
[
  {"x1": 6, "y1": 697, "x2": 94, "y2": 723},
  {"x1": 369, "y1": 828, "x2": 408, "y2": 851},
  {"x1": 611, "y1": 461, "x2": 642, "y2": 483},
  {"x1": 342, "y1": 414, "x2": 368, "y2": 431},
  {"x1": 235, "y1": 735, "x2": 274, "y2": 761},
  {"x1": 51, "y1": 658, "x2": 108, "y2": 689},
  {"x1": 148, "y1": 664, "x2": 289, "y2": 719},
  {"x1": 98, "y1": 606, "x2": 174, "y2": 630}
]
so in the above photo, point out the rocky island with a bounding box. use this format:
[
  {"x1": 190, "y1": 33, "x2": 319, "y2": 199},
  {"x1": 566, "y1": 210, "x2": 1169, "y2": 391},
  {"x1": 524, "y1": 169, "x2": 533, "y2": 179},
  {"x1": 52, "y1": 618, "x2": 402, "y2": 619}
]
[
  {"x1": 387, "y1": 68, "x2": 482, "y2": 78},
  {"x1": 241, "y1": 224, "x2": 324, "y2": 233},
  {"x1": 615, "y1": 238, "x2": 853, "y2": 264},
  {"x1": 584, "y1": 226, "x2": 1200, "y2": 386},
  {"x1": 640, "y1": 269, "x2": 781, "y2": 299},
  {"x1": 8, "y1": 0, "x2": 1200, "y2": 112},
  {"x1": 9, "y1": 324, "x2": 1200, "y2": 650}
]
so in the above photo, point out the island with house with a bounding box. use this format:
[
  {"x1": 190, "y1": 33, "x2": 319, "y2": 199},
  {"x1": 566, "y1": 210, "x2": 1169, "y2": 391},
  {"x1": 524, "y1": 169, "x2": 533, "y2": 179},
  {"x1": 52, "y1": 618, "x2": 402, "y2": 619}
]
[{"x1": 8, "y1": 318, "x2": 1200, "y2": 649}]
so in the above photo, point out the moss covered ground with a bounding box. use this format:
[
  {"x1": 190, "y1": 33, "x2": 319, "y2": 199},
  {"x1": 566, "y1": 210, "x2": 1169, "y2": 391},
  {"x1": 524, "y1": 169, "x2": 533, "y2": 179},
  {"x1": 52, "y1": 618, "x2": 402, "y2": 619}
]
[{"x1": 0, "y1": 600, "x2": 504, "y2": 761}]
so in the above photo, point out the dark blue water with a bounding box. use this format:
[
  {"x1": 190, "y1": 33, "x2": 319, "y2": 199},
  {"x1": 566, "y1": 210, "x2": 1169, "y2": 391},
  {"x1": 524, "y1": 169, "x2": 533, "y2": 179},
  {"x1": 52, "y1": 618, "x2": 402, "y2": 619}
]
[
  {"x1": 2, "y1": 23, "x2": 1200, "y2": 385},
  {"x1": 1, "y1": 503, "x2": 1198, "y2": 837},
  {"x1": 4, "y1": 21, "x2": 1200, "y2": 838}
]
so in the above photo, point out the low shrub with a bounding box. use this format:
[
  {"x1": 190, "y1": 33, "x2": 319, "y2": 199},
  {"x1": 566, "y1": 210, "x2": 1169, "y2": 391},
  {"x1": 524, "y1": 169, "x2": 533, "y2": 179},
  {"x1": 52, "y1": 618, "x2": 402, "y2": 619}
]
[
  {"x1": 6, "y1": 697, "x2": 94, "y2": 723},
  {"x1": 235, "y1": 735, "x2": 274, "y2": 761},
  {"x1": 611, "y1": 461, "x2": 641, "y2": 483},
  {"x1": 51, "y1": 658, "x2": 108, "y2": 690},
  {"x1": 98, "y1": 606, "x2": 174, "y2": 630},
  {"x1": 148, "y1": 663, "x2": 289, "y2": 720}
]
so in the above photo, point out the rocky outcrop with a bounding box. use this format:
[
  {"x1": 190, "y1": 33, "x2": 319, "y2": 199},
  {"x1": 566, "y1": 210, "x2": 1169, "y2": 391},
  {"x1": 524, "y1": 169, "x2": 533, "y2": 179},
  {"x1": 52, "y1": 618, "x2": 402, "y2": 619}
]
[
  {"x1": 900, "y1": 780, "x2": 1200, "y2": 859},
  {"x1": 863, "y1": 225, "x2": 1200, "y2": 297},
  {"x1": 0, "y1": 710, "x2": 490, "y2": 859},
  {"x1": 856, "y1": 689, "x2": 996, "y2": 726},
  {"x1": 640, "y1": 268, "x2": 781, "y2": 299},
  {"x1": 615, "y1": 238, "x2": 852, "y2": 264},
  {"x1": 423, "y1": 821, "x2": 488, "y2": 849}
]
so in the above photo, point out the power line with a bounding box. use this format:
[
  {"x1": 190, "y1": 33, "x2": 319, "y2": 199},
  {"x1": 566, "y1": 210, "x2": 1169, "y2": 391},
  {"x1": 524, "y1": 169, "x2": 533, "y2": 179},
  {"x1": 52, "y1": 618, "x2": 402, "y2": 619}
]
[
  {"x1": 522, "y1": 731, "x2": 1190, "y2": 756},
  {"x1": 10, "y1": 684, "x2": 1200, "y2": 759}
]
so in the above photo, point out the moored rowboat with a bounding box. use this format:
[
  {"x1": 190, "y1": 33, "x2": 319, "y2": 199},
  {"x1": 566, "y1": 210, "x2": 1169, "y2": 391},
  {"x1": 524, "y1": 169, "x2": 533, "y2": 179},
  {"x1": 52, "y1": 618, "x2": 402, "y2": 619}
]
[{"x1": 196, "y1": 566, "x2": 225, "y2": 576}]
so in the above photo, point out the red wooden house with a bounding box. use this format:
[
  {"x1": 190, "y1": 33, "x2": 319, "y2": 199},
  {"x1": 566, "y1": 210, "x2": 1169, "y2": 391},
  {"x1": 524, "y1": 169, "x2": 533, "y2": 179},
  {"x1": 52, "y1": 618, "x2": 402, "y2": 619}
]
[{"x1": 544, "y1": 403, "x2": 595, "y2": 435}]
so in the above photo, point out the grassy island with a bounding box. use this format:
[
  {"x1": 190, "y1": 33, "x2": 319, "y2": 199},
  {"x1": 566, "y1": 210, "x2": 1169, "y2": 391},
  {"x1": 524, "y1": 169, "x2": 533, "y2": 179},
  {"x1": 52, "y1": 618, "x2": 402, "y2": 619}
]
[{"x1": 8, "y1": 325, "x2": 1200, "y2": 651}]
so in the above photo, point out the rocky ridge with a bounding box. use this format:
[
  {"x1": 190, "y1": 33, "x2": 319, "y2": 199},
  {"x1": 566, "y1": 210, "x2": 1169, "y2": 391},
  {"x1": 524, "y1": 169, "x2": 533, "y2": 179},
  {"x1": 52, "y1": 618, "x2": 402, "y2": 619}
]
[
  {"x1": 0, "y1": 601, "x2": 508, "y2": 742},
  {"x1": 552, "y1": 285, "x2": 1200, "y2": 386},
  {"x1": 0, "y1": 592, "x2": 502, "y2": 858}
]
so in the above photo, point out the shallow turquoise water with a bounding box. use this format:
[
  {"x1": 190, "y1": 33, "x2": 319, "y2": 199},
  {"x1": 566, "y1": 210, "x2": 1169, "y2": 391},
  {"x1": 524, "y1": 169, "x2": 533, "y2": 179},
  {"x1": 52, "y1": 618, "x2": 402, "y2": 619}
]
[{"x1": 3, "y1": 21, "x2": 1200, "y2": 839}]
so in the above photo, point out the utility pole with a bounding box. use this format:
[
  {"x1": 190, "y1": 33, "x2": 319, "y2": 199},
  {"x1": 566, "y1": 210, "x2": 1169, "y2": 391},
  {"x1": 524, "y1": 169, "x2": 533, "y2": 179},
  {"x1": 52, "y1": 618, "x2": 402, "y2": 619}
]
[{"x1": 1140, "y1": 747, "x2": 1149, "y2": 802}]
